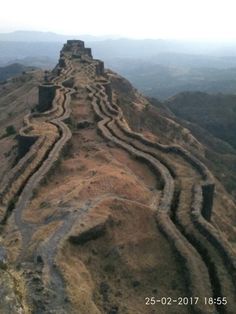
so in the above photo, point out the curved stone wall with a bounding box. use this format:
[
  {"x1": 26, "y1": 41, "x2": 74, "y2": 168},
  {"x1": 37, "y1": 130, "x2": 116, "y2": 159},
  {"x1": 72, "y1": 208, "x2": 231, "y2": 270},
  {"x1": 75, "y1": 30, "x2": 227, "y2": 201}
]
[{"x1": 87, "y1": 76, "x2": 236, "y2": 312}]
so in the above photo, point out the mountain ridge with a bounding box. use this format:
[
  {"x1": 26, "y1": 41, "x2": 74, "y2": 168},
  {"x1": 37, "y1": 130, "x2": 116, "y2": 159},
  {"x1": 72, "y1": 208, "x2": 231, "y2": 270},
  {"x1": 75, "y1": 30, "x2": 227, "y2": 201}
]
[
  {"x1": 0, "y1": 40, "x2": 235, "y2": 314},
  {"x1": 0, "y1": 63, "x2": 37, "y2": 82}
]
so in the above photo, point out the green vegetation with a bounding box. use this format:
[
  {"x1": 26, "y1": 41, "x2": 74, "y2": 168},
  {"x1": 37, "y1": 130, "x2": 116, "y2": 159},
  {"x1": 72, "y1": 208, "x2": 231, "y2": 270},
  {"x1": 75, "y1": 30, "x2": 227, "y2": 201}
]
[
  {"x1": 0, "y1": 125, "x2": 17, "y2": 139},
  {"x1": 161, "y1": 92, "x2": 236, "y2": 199},
  {"x1": 165, "y1": 92, "x2": 236, "y2": 149},
  {"x1": 39, "y1": 201, "x2": 50, "y2": 208},
  {"x1": 110, "y1": 59, "x2": 236, "y2": 100},
  {"x1": 0, "y1": 63, "x2": 34, "y2": 82},
  {"x1": 5, "y1": 125, "x2": 16, "y2": 136},
  {"x1": 1, "y1": 195, "x2": 18, "y2": 224}
]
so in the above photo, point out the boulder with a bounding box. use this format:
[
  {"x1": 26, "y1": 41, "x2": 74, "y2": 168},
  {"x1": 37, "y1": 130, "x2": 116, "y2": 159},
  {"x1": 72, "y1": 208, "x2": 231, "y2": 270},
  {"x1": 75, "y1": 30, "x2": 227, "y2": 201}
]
[
  {"x1": 69, "y1": 222, "x2": 106, "y2": 245},
  {"x1": 77, "y1": 120, "x2": 93, "y2": 129}
]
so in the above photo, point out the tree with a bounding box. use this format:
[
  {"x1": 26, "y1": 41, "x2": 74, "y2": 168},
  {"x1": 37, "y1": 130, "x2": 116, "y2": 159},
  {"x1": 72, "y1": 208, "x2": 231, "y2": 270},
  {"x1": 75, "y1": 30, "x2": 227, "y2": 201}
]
[{"x1": 5, "y1": 125, "x2": 16, "y2": 136}]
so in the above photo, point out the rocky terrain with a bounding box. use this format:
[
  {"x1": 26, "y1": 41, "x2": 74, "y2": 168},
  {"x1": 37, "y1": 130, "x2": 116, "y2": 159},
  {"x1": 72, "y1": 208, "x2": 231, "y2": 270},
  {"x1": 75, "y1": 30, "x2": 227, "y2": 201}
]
[{"x1": 0, "y1": 40, "x2": 236, "y2": 314}]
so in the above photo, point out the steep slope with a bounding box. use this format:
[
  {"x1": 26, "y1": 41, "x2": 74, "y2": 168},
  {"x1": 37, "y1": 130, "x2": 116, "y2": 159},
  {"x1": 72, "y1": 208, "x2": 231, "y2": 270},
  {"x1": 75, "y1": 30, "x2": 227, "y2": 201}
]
[
  {"x1": 166, "y1": 92, "x2": 236, "y2": 149},
  {"x1": 109, "y1": 59, "x2": 236, "y2": 100},
  {"x1": 0, "y1": 70, "x2": 43, "y2": 182},
  {"x1": 0, "y1": 40, "x2": 236, "y2": 314},
  {"x1": 164, "y1": 92, "x2": 236, "y2": 198}
]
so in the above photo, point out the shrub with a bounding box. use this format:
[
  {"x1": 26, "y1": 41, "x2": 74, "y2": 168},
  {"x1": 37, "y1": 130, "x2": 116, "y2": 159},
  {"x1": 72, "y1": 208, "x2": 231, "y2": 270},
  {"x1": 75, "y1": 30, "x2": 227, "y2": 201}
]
[{"x1": 5, "y1": 125, "x2": 16, "y2": 136}]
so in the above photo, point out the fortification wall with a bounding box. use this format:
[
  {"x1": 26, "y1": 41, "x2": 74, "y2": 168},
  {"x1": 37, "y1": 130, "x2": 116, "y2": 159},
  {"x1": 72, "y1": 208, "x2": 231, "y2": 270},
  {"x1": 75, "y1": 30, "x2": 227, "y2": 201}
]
[
  {"x1": 38, "y1": 84, "x2": 57, "y2": 112},
  {"x1": 87, "y1": 83, "x2": 214, "y2": 313}
]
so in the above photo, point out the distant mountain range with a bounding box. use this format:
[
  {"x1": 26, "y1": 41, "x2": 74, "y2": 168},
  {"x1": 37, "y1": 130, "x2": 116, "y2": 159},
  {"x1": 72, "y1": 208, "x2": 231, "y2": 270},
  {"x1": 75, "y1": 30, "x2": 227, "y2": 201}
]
[
  {"x1": 0, "y1": 30, "x2": 117, "y2": 42},
  {"x1": 0, "y1": 63, "x2": 36, "y2": 82},
  {"x1": 166, "y1": 91, "x2": 236, "y2": 149},
  {"x1": 2, "y1": 31, "x2": 236, "y2": 98},
  {"x1": 1, "y1": 31, "x2": 236, "y2": 55},
  {"x1": 112, "y1": 59, "x2": 236, "y2": 99}
]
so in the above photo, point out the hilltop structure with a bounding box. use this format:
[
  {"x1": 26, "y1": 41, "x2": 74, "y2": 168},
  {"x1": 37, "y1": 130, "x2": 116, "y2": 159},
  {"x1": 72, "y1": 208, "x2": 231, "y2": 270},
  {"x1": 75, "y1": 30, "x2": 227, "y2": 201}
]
[{"x1": 0, "y1": 40, "x2": 235, "y2": 314}]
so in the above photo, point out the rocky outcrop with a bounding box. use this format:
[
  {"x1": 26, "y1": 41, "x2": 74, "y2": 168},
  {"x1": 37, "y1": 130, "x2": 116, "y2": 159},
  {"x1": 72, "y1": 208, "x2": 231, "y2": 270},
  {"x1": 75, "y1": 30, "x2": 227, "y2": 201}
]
[
  {"x1": 77, "y1": 120, "x2": 93, "y2": 129},
  {"x1": 0, "y1": 270, "x2": 26, "y2": 314},
  {"x1": 69, "y1": 222, "x2": 106, "y2": 245}
]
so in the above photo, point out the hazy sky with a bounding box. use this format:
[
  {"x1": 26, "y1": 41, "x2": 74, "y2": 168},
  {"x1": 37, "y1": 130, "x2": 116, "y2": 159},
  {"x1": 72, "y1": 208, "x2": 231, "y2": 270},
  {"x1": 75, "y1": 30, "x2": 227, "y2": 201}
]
[{"x1": 1, "y1": 0, "x2": 236, "y2": 40}]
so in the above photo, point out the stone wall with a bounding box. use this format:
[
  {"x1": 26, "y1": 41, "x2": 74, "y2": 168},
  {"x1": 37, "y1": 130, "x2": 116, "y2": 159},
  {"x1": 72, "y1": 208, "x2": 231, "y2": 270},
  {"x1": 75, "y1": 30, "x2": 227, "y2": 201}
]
[
  {"x1": 201, "y1": 183, "x2": 215, "y2": 221},
  {"x1": 38, "y1": 84, "x2": 57, "y2": 112},
  {"x1": 94, "y1": 60, "x2": 104, "y2": 76}
]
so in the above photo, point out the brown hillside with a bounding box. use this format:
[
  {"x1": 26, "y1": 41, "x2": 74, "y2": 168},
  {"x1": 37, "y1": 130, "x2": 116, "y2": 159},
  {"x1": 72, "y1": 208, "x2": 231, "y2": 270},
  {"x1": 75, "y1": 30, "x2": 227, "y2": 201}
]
[{"x1": 0, "y1": 40, "x2": 236, "y2": 314}]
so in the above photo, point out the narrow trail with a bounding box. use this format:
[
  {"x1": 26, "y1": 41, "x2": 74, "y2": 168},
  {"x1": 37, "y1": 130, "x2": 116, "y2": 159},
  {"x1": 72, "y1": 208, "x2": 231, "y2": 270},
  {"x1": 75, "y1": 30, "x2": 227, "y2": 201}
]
[{"x1": 34, "y1": 193, "x2": 148, "y2": 313}]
